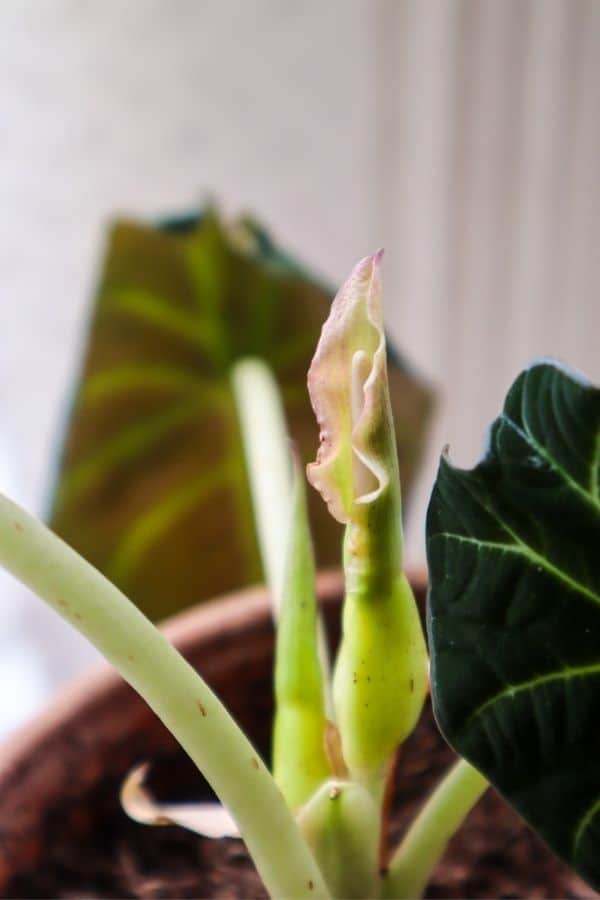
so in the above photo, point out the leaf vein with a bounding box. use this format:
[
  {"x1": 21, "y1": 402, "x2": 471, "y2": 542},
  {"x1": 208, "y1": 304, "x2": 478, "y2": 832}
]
[
  {"x1": 466, "y1": 663, "x2": 600, "y2": 727},
  {"x1": 502, "y1": 410, "x2": 600, "y2": 514},
  {"x1": 574, "y1": 795, "x2": 600, "y2": 855},
  {"x1": 82, "y1": 365, "x2": 213, "y2": 405},
  {"x1": 434, "y1": 532, "x2": 600, "y2": 607},
  {"x1": 107, "y1": 461, "x2": 233, "y2": 583},
  {"x1": 56, "y1": 398, "x2": 203, "y2": 508},
  {"x1": 107, "y1": 289, "x2": 215, "y2": 356}
]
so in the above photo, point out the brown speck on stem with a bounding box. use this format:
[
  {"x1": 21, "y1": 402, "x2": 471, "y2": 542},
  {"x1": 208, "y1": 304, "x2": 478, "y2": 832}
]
[
  {"x1": 308, "y1": 880, "x2": 314, "y2": 891},
  {"x1": 13, "y1": 521, "x2": 23, "y2": 533},
  {"x1": 250, "y1": 757, "x2": 259, "y2": 770},
  {"x1": 58, "y1": 599, "x2": 69, "y2": 608},
  {"x1": 409, "y1": 677, "x2": 414, "y2": 693},
  {"x1": 197, "y1": 701, "x2": 207, "y2": 717},
  {"x1": 127, "y1": 654, "x2": 135, "y2": 662},
  {"x1": 73, "y1": 613, "x2": 82, "y2": 622}
]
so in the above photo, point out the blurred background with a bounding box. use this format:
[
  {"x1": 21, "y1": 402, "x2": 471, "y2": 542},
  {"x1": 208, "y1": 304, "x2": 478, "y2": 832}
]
[{"x1": 1, "y1": 0, "x2": 599, "y2": 736}]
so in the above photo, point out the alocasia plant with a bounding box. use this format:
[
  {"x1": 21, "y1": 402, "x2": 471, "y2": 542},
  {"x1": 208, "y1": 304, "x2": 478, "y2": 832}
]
[{"x1": 0, "y1": 252, "x2": 598, "y2": 897}]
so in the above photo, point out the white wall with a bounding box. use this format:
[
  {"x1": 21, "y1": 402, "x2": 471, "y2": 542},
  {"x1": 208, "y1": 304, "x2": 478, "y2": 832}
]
[
  {"x1": 382, "y1": 0, "x2": 600, "y2": 556},
  {"x1": 1, "y1": 0, "x2": 599, "y2": 731},
  {"x1": 1, "y1": 0, "x2": 382, "y2": 510}
]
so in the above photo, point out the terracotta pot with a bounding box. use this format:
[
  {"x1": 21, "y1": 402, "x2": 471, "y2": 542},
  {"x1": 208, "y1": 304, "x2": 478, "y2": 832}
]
[{"x1": 0, "y1": 572, "x2": 592, "y2": 898}]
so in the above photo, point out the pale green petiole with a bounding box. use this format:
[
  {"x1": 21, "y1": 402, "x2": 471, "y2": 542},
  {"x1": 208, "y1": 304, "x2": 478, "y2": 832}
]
[
  {"x1": 231, "y1": 357, "x2": 332, "y2": 710},
  {"x1": 0, "y1": 493, "x2": 330, "y2": 900},
  {"x1": 231, "y1": 357, "x2": 292, "y2": 608},
  {"x1": 382, "y1": 758, "x2": 489, "y2": 899},
  {"x1": 272, "y1": 464, "x2": 330, "y2": 810}
]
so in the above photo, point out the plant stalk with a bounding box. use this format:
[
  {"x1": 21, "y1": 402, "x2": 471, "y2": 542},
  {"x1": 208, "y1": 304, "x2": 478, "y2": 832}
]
[
  {"x1": 231, "y1": 358, "x2": 292, "y2": 609},
  {"x1": 382, "y1": 758, "x2": 488, "y2": 899},
  {"x1": 0, "y1": 493, "x2": 329, "y2": 900},
  {"x1": 231, "y1": 357, "x2": 332, "y2": 714},
  {"x1": 272, "y1": 466, "x2": 330, "y2": 809},
  {"x1": 297, "y1": 779, "x2": 380, "y2": 899}
]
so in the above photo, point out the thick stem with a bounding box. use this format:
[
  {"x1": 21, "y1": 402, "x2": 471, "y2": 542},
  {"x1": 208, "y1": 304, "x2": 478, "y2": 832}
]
[
  {"x1": 382, "y1": 758, "x2": 488, "y2": 899},
  {"x1": 0, "y1": 493, "x2": 329, "y2": 900},
  {"x1": 297, "y1": 779, "x2": 380, "y2": 900}
]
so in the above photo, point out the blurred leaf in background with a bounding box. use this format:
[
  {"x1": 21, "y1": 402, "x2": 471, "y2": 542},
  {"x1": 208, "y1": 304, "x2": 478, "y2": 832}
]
[{"x1": 49, "y1": 210, "x2": 433, "y2": 621}]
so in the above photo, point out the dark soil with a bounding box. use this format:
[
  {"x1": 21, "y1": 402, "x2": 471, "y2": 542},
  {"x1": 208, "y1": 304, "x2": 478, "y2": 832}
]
[{"x1": 6, "y1": 698, "x2": 595, "y2": 900}]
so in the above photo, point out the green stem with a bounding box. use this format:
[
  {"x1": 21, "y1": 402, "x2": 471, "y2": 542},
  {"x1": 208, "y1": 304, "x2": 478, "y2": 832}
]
[
  {"x1": 272, "y1": 466, "x2": 330, "y2": 810},
  {"x1": 231, "y1": 358, "x2": 333, "y2": 714},
  {"x1": 231, "y1": 358, "x2": 292, "y2": 609},
  {"x1": 0, "y1": 493, "x2": 329, "y2": 900},
  {"x1": 382, "y1": 758, "x2": 488, "y2": 899},
  {"x1": 297, "y1": 779, "x2": 380, "y2": 900}
]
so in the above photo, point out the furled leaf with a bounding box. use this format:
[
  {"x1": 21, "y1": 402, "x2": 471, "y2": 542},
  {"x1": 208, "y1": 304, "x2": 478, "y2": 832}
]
[
  {"x1": 49, "y1": 212, "x2": 433, "y2": 620},
  {"x1": 307, "y1": 250, "x2": 390, "y2": 526},
  {"x1": 307, "y1": 253, "x2": 428, "y2": 776},
  {"x1": 427, "y1": 361, "x2": 600, "y2": 890}
]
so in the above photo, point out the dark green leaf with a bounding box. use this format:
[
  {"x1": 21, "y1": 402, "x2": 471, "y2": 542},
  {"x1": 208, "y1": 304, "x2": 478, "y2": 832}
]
[
  {"x1": 49, "y1": 210, "x2": 433, "y2": 620},
  {"x1": 427, "y1": 361, "x2": 600, "y2": 890}
]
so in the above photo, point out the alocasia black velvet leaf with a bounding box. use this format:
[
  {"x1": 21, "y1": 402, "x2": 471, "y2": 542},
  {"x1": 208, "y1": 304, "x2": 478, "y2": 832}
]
[{"x1": 427, "y1": 361, "x2": 600, "y2": 890}]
